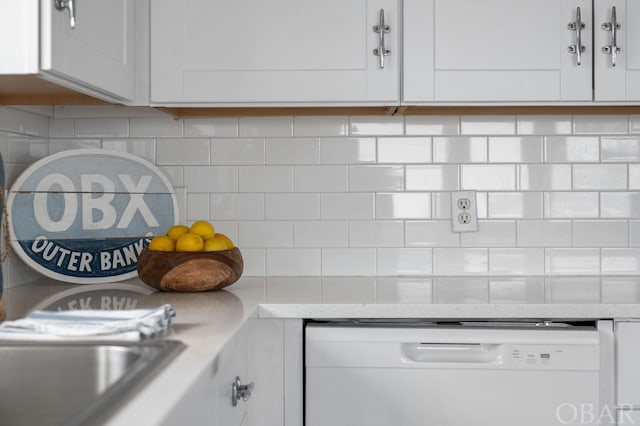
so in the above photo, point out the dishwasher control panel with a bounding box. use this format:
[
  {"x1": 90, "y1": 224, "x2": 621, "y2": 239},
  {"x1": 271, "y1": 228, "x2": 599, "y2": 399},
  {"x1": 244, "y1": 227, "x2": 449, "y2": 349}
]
[{"x1": 509, "y1": 344, "x2": 599, "y2": 370}]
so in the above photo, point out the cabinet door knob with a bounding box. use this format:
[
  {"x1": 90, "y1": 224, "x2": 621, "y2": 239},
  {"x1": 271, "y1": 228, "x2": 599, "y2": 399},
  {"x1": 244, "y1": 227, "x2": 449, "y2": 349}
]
[
  {"x1": 567, "y1": 7, "x2": 586, "y2": 66},
  {"x1": 54, "y1": 0, "x2": 76, "y2": 29},
  {"x1": 231, "y1": 376, "x2": 255, "y2": 407},
  {"x1": 602, "y1": 6, "x2": 621, "y2": 67},
  {"x1": 373, "y1": 9, "x2": 391, "y2": 69}
]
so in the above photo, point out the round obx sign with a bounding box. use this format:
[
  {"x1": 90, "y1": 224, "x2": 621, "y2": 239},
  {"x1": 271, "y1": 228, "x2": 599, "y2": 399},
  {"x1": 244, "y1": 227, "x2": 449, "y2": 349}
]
[{"x1": 7, "y1": 149, "x2": 178, "y2": 283}]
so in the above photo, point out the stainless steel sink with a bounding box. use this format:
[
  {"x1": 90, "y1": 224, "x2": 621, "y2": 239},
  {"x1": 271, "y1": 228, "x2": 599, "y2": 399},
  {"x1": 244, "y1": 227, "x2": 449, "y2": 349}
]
[{"x1": 0, "y1": 340, "x2": 185, "y2": 426}]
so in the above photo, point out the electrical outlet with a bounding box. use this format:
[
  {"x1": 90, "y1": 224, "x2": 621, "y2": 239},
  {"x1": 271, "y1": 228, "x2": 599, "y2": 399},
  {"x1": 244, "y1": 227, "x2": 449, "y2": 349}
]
[{"x1": 451, "y1": 191, "x2": 478, "y2": 232}]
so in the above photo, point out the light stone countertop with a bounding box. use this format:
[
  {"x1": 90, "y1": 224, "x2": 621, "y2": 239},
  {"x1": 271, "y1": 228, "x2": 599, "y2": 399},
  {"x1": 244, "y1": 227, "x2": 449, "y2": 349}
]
[{"x1": 4, "y1": 275, "x2": 640, "y2": 425}]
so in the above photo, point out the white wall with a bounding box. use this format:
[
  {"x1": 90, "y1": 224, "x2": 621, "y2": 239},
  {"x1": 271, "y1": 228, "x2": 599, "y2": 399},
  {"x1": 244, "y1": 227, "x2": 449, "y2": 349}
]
[{"x1": 3, "y1": 105, "x2": 640, "y2": 285}]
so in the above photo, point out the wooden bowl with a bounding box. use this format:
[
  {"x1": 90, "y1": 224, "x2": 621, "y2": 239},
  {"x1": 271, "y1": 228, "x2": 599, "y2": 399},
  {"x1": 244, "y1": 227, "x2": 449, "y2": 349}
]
[{"x1": 136, "y1": 247, "x2": 243, "y2": 292}]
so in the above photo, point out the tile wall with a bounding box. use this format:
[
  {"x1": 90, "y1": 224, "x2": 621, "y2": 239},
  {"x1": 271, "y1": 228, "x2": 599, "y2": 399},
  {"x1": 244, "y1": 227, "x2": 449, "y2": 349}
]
[{"x1": 3, "y1": 106, "x2": 640, "y2": 284}]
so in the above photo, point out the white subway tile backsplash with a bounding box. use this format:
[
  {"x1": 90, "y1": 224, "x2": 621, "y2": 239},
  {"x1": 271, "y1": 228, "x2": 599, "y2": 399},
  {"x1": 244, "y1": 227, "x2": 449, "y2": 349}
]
[
  {"x1": 266, "y1": 137, "x2": 320, "y2": 164},
  {"x1": 573, "y1": 220, "x2": 628, "y2": 247},
  {"x1": 461, "y1": 116, "x2": 516, "y2": 135},
  {"x1": 405, "y1": 221, "x2": 459, "y2": 247},
  {"x1": 266, "y1": 193, "x2": 319, "y2": 219},
  {"x1": 630, "y1": 164, "x2": 640, "y2": 189},
  {"x1": 573, "y1": 164, "x2": 627, "y2": 190},
  {"x1": 321, "y1": 277, "x2": 377, "y2": 303},
  {"x1": 433, "y1": 137, "x2": 487, "y2": 163},
  {"x1": 186, "y1": 193, "x2": 210, "y2": 221},
  {"x1": 544, "y1": 192, "x2": 599, "y2": 218},
  {"x1": 48, "y1": 138, "x2": 101, "y2": 153},
  {"x1": 0, "y1": 107, "x2": 48, "y2": 137},
  {"x1": 130, "y1": 117, "x2": 183, "y2": 137},
  {"x1": 602, "y1": 249, "x2": 640, "y2": 275},
  {"x1": 376, "y1": 248, "x2": 433, "y2": 276},
  {"x1": 488, "y1": 137, "x2": 543, "y2": 163},
  {"x1": 293, "y1": 116, "x2": 348, "y2": 137},
  {"x1": 573, "y1": 115, "x2": 628, "y2": 134},
  {"x1": 631, "y1": 221, "x2": 640, "y2": 247},
  {"x1": 349, "y1": 165, "x2": 404, "y2": 191},
  {"x1": 321, "y1": 138, "x2": 376, "y2": 164},
  {"x1": 101, "y1": 139, "x2": 156, "y2": 163},
  {"x1": 406, "y1": 165, "x2": 459, "y2": 191},
  {"x1": 7, "y1": 136, "x2": 48, "y2": 163},
  {"x1": 431, "y1": 192, "x2": 453, "y2": 219},
  {"x1": 183, "y1": 118, "x2": 238, "y2": 137},
  {"x1": 239, "y1": 221, "x2": 293, "y2": 248},
  {"x1": 405, "y1": 115, "x2": 460, "y2": 135},
  {"x1": 518, "y1": 164, "x2": 571, "y2": 190},
  {"x1": 517, "y1": 220, "x2": 572, "y2": 247},
  {"x1": 49, "y1": 119, "x2": 74, "y2": 137},
  {"x1": 265, "y1": 277, "x2": 322, "y2": 303},
  {"x1": 239, "y1": 166, "x2": 293, "y2": 192},
  {"x1": 185, "y1": 165, "x2": 238, "y2": 192},
  {"x1": 433, "y1": 278, "x2": 489, "y2": 303},
  {"x1": 349, "y1": 116, "x2": 404, "y2": 136},
  {"x1": 461, "y1": 221, "x2": 516, "y2": 247},
  {"x1": 545, "y1": 277, "x2": 601, "y2": 302},
  {"x1": 378, "y1": 137, "x2": 431, "y2": 163},
  {"x1": 212, "y1": 138, "x2": 264, "y2": 165},
  {"x1": 516, "y1": 115, "x2": 572, "y2": 135},
  {"x1": 349, "y1": 221, "x2": 404, "y2": 247},
  {"x1": 545, "y1": 249, "x2": 600, "y2": 275},
  {"x1": 321, "y1": 193, "x2": 374, "y2": 219},
  {"x1": 294, "y1": 165, "x2": 348, "y2": 192},
  {"x1": 433, "y1": 248, "x2": 489, "y2": 275},
  {"x1": 488, "y1": 192, "x2": 543, "y2": 219},
  {"x1": 601, "y1": 137, "x2": 640, "y2": 162},
  {"x1": 376, "y1": 278, "x2": 433, "y2": 304},
  {"x1": 75, "y1": 118, "x2": 129, "y2": 137},
  {"x1": 489, "y1": 249, "x2": 544, "y2": 275},
  {"x1": 158, "y1": 166, "x2": 184, "y2": 187},
  {"x1": 210, "y1": 193, "x2": 265, "y2": 220},
  {"x1": 602, "y1": 278, "x2": 640, "y2": 303},
  {"x1": 294, "y1": 221, "x2": 348, "y2": 248},
  {"x1": 240, "y1": 249, "x2": 266, "y2": 276},
  {"x1": 266, "y1": 249, "x2": 321, "y2": 276},
  {"x1": 375, "y1": 193, "x2": 431, "y2": 219},
  {"x1": 461, "y1": 165, "x2": 516, "y2": 190},
  {"x1": 322, "y1": 249, "x2": 376, "y2": 276},
  {"x1": 489, "y1": 277, "x2": 545, "y2": 303},
  {"x1": 601, "y1": 192, "x2": 640, "y2": 218},
  {"x1": 239, "y1": 117, "x2": 293, "y2": 137},
  {"x1": 156, "y1": 138, "x2": 210, "y2": 165},
  {"x1": 545, "y1": 136, "x2": 599, "y2": 163}
]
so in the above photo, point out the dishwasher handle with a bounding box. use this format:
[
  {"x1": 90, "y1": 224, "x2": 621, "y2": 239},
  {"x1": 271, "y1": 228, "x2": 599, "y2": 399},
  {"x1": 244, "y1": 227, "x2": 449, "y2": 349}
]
[{"x1": 401, "y1": 342, "x2": 504, "y2": 364}]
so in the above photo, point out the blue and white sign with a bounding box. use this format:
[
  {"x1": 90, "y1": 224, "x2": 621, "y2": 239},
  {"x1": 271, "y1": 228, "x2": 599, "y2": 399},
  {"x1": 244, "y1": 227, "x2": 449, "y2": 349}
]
[{"x1": 8, "y1": 149, "x2": 179, "y2": 284}]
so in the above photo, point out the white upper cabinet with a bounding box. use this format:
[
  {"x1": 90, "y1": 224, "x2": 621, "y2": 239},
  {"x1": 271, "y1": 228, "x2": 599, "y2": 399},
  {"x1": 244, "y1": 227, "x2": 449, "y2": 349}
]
[
  {"x1": 0, "y1": 0, "x2": 135, "y2": 103},
  {"x1": 151, "y1": 0, "x2": 399, "y2": 106},
  {"x1": 594, "y1": 1, "x2": 640, "y2": 101},
  {"x1": 403, "y1": 0, "x2": 593, "y2": 103}
]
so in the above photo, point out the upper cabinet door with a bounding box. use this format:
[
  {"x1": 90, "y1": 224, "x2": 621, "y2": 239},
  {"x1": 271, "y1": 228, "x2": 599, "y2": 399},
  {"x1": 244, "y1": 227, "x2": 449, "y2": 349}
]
[
  {"x1": 151, "y1": 0, "x2": 399, "y2": 105},
  {"x1": 404, "y1": 0, "x2": 593, "y2": 103},
  {"x1": 40, "y1": 0, "x2": 135, "y2": 102},
  {"x1": 594, "y1": 0, "x2": 640, "y2": 101}
]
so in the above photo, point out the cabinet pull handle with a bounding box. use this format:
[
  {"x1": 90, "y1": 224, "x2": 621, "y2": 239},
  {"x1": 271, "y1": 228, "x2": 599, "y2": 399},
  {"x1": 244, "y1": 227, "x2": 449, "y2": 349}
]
[
  {"x1": 602, "y1": 6, "x2": 621, "y2": 67},
  {"x1": 54, "y1": 0, "x2": 76, "y2": 29},
  {"x1": 372, "y1": 9, "x2": 391, "y2": 69},
  {"x1": 567, "y1": 7, "x2": 586, "y2": 66},
  {"x1": 231, "y1": 376, "x2": 254, "y2": 407}
]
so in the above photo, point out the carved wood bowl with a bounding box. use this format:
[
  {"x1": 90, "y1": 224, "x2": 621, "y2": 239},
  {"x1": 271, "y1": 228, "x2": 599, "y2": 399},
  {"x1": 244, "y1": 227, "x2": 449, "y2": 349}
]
[{"x1": 136, "y1": 247, "x2": 243, "y2": 292}]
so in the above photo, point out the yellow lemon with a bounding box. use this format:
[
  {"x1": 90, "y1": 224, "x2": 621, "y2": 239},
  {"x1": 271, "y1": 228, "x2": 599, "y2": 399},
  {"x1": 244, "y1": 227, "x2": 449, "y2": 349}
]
[
  {"x1": 190, "y1": 220, "x2": 215, "y2": 240},
  {"x1": 167, "y1": 224, "x2": 189, "y2": 241},
  {"x1": 211, "y1": 233, "x2": 234, "y2": 249},
  {"x1": 175, "y1": 232, "x2": 204, "y2": 252},
  {"x1": 148, "y1": 235, "x2": 175, "y2": 252},
  {"x1": 203, "y1": 236, "x2": 229, "y2": 252}
]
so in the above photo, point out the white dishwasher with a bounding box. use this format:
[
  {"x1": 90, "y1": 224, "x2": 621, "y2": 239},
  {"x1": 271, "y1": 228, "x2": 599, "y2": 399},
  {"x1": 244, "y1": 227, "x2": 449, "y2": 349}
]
[{"x1": 305, "y1": 321, "x2": 614, "y2": 426}]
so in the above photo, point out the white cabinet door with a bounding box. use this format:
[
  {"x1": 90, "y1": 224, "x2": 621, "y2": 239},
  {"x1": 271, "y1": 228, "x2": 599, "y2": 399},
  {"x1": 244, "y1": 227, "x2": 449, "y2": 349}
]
[
  {"x1": 403, "y1": 0, "x2": 592, "y2": 103},
  {"x1": 151, "y1": 0, "x2": 399, "y2": 105},
  {"x1": 616, "y1": 321, "x2": 640, "y2": 408},
  {"x1": 594, "y1": 0, "x2": 640, "y2": 101},
  {"x1": 40, "y1": 0, "x2": 135, "y2": 102}
]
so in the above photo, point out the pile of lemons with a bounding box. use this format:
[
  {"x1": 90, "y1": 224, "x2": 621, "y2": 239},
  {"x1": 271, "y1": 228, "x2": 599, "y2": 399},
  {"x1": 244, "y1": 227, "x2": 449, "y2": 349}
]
[{"x1": 148, "y1": 220, "x2": 235, "y2": 252}]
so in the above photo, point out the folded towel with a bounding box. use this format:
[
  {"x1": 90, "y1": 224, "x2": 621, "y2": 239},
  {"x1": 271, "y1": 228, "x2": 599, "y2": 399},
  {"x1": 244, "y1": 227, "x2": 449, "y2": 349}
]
[{"x1": 0, "y1": 304, "x2": 176, "y2": 342}]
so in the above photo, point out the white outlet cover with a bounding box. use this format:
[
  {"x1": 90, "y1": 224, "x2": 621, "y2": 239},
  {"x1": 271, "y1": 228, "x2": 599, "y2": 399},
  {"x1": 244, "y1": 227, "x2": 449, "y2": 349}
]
[{"x1": 451, "y1": 191, "x2": 478, "y2": 232}]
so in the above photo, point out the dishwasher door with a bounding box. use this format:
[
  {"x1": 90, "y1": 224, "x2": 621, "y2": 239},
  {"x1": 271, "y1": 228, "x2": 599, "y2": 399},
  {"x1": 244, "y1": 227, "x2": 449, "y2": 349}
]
[{"x1": 305, "y1": 324, "x2": 604, "y2": 426}]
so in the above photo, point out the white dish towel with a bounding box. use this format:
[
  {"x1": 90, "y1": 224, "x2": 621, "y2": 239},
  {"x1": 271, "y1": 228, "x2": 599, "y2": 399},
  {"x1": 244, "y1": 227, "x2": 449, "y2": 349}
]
[{"x1": 0, "y1": 304, "x2": 176, "y2": 342}]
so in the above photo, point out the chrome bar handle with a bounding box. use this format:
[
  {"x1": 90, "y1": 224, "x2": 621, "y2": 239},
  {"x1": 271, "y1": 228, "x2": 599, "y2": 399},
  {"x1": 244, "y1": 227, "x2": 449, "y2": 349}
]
[
  {"x1": 231, "y1": 376, "x2": 254, "y2": 407},
  {"x1": 372, "y1": 9, "x2": 391, "y2": 69},
  {"x1": 54, "y1": 0, "x2": 76, "y2": 29},
  {"x1": 567, "y1": 7, "x2": 586, "y2": 66},
  {"x1": 602, "y1": 6, "x2": 621, "y2": 67}
]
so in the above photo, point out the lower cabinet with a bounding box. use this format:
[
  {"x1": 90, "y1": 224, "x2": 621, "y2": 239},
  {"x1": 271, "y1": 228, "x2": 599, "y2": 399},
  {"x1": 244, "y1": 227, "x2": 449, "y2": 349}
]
[
  {"x1": 162, "y1": 318, "x2": 303, "y2": 426},
  {"x1": 616, "y1": 321, "x2": 640, "y2": 425}
]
